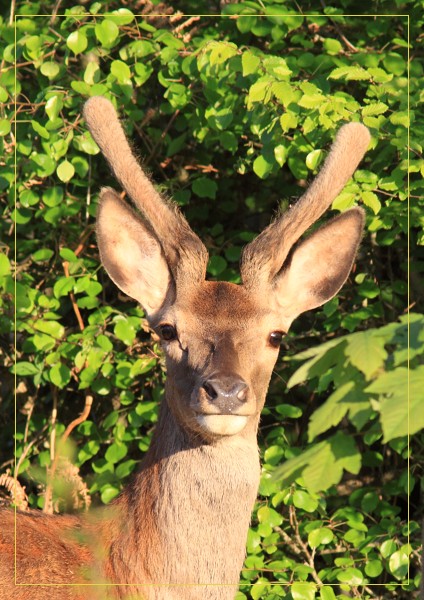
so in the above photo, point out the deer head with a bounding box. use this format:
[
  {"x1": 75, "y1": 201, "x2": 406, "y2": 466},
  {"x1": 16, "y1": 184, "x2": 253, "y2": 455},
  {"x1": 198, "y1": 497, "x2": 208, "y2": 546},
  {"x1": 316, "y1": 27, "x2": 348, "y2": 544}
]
[{"x1": 84, "y1": 97, "x2": 370, "y2": 442}]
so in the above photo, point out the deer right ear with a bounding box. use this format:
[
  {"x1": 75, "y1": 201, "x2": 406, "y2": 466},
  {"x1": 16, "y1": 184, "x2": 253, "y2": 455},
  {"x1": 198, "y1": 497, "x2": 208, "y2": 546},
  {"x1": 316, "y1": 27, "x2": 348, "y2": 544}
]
[
  {"x1": 96, "y1": 188, "x2": 172, "y2": 316},
  {"x1": 272, "y1": 208, "x2": 364, "y2": 325}
]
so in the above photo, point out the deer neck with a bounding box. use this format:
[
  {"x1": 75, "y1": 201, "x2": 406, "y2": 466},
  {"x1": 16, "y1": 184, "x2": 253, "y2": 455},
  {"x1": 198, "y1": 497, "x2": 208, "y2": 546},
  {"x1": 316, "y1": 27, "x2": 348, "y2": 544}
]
[{"x1": 104, "y1": 398, "x2": 261, "y2": 598}]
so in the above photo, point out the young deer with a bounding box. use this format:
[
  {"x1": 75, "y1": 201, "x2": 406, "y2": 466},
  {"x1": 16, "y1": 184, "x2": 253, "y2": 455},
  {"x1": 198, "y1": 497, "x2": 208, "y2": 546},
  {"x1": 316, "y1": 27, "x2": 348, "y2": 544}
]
[{"x1": 0, "y1": 96, "x2": 370, "y2": 600}]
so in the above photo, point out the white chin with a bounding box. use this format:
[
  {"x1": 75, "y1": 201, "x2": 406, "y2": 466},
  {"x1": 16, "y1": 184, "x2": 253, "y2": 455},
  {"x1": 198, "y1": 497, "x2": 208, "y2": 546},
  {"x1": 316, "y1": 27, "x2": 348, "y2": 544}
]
[{"x1": 195, "y1": 415, "x2": 249, "y2": 436}]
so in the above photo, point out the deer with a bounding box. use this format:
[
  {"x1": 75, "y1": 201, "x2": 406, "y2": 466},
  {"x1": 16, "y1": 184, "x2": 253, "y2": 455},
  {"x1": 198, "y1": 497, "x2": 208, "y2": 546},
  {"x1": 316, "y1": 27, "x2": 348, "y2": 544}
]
[{"x1": 0, "y1": 95, "x2": 370, "y2": 600}]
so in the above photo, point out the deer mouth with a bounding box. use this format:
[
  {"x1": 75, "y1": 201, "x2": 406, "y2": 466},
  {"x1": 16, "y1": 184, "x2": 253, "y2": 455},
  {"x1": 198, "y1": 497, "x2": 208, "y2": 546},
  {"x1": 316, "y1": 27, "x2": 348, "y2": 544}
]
[{"x1": 194, "y1": 413, "x2": 249, "y2": 436}]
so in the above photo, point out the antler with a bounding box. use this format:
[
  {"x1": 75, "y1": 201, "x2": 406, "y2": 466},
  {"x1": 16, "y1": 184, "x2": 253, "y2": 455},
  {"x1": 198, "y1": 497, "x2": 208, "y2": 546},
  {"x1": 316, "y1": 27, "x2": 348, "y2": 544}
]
[
  {"x1": 83, "y1": 96, "x2": 209, "y2": 287},
  {"x1": 240, "y1": 123, "x2": 371, "y2": 289}
]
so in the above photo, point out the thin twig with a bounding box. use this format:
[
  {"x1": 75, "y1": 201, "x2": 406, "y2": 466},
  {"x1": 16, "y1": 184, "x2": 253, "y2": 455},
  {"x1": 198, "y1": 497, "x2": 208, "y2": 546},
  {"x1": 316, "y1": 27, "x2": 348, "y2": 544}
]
[
  {"x1": 49, "y1": 0, "x2": 63, "y2": 25},
  {"x1": 74, "y1": 224, "x2": 94, "y2": 257},
  {"x1": 8, "y1": 0, "x2": 15, "y2": 26},
  {"x1": 319, "y1": 0, "x2": 358, "y2": 52},
  {"x1": 62, "y1": 260, "x2": 85, "y2": 332},
  {"x1": 144, "y1": 109, "x2": 181, "y2": 167},
  {"x1": 15, "y1": 424, "x2": 49, "y2": 477},
  {"x1": 43, "y1": 393, "x2": 93, "y2": 514},
  {"x1": 289, "y1": 504, "x2": 323, "y2": 585},
  {"x1": 50, "y1": 386, "x2": 58, "y2": 461}
]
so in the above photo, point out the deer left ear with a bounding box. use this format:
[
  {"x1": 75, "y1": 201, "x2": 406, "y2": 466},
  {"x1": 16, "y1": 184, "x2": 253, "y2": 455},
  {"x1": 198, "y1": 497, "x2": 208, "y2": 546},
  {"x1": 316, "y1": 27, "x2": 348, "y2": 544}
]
[
  {"x1": 97, "y1": 187, "x2": 173, "y2": 317},
  {"x1": 273, "y1": 208, "x2": 365, "y2": 324}
]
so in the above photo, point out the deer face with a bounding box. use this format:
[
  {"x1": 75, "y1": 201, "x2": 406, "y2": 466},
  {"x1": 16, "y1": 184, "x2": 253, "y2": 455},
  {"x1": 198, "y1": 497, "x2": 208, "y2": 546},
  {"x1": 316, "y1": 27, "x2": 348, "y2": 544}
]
[
  {"x1": 151, "y1": 281, "x2": 283, "y2": 439},
  {"x1": 84, "y1": 96, "x2": 370, "y2": 442}
]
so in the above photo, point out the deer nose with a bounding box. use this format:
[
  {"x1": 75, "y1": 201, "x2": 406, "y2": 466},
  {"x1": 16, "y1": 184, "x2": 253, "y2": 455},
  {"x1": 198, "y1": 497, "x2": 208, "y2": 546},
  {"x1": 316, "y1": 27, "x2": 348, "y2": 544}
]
[{"x1": 202, "y1": 375, "x2": 249, "y2": 411}]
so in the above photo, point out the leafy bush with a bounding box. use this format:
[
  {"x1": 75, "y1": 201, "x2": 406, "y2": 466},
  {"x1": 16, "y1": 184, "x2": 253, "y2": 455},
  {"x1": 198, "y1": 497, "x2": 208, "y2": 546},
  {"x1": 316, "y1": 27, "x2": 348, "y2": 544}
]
[{"x1": 1, "y1": 1, "x2": 422, "y2": 599}]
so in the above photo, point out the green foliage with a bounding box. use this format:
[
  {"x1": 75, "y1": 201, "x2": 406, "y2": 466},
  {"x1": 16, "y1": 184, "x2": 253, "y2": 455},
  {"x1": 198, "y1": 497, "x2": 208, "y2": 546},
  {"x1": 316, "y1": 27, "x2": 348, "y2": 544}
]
[{"x1": 1, "y1": 1, "x2": 422, "y2": 598}]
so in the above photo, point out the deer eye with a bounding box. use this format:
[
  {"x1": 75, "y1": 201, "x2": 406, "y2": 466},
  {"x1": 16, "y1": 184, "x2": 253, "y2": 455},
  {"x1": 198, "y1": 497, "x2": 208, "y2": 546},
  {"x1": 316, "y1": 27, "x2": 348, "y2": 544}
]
[
  {"x1": 159, "y1": 324, "x2": 177, "y2": 341},
  {"x1": 269, "y1": 331, "x2": 284, "y2": 348}
]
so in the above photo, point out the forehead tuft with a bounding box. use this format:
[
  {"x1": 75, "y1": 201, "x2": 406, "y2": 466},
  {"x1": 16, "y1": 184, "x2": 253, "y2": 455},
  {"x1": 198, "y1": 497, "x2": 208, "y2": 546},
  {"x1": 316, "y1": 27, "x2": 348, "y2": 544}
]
[{"x1": 187, "y1": 281, "x2": 263, "y2": 323}]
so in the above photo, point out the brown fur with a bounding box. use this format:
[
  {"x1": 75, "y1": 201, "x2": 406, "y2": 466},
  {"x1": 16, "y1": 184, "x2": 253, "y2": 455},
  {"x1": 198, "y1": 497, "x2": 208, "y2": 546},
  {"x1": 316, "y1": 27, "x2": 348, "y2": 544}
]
[{"x1": 0, "y1": 97, "x2": 370, "y2": 599}]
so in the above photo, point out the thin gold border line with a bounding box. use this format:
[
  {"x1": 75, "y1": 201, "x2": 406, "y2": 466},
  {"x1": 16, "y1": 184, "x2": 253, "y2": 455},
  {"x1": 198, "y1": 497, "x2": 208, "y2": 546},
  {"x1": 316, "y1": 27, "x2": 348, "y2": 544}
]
[
  {"x1": 406, "y1": 12, "x2": 411, "y2": 581},
  {"x1": 11, "y1": 9, "x2": 411, "y2": 591},
  {"x1": 13, "y1": 13, "x2": 409, "y2": 17},
  {"x1": 14, "y1": 9, "x2": 17, "y2": 588}
]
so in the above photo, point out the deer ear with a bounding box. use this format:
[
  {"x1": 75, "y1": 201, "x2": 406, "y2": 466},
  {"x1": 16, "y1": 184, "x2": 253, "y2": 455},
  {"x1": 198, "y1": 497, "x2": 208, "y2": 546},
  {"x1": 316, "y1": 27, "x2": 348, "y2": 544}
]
[
  {"x1": 97, "y1": 188, "x2": 172, "y2": 316},
  {"x1": 274, "y1": 208, "x2": 364, "y2": 324}
]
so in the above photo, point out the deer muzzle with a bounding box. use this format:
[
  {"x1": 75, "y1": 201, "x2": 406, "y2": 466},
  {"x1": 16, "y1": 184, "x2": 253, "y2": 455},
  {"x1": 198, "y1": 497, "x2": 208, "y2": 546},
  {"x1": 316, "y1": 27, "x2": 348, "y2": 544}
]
[{"x1": 192, "y1": 373, "x2": 254, "y2": 436}]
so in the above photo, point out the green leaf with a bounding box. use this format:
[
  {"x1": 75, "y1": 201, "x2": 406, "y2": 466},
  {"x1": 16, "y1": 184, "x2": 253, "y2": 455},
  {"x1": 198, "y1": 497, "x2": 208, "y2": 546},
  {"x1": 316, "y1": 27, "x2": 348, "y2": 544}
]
[
  {"x1": 45, "y1": 95, "x2": 63, "y2": 121},
  {"x1": 192, "y1": 177, "x2": 217, "y2": 199},
  {"x1": 336, "y1": 567, "x2": 364, "y2": 585},
  {"x1": 366, "y1": 366, "x2": 424, "y2": 441},
  {"x1": 66, "y1": 31, "x2": 88, "y2": 55},
  {"x1": 293, "y1": 490, "x2": 318, "y2": 512},
  {"x1": 257, "y1": 506, "x2": 283, "y2": 527},
  {"x1": 273, "y1": 82, "x2": 296, "y2": 106},
  {"x1": 76, "y1": 132, "x2": 99, "y2": 155},
  {"x1": 115, "y1": 459, "x2": 137, "y2": 479},
  {"x1": 95, "y1": 20, "x2": 120, "y2": 46},
  {"x1": 49, "y1": 363, "x2": 71, "y2": 388},
  {"x1": 280, "y1": 112, "x2": 298, "y2": 132},
  {"x1": 288, "y1": 340, "x2": 347, "y2": 388},
  {"x1": 328, "y1": 66, "x2": 370, "y2": 81},
  {"x1": 114, "y1": 319, "x2": 136, "y2": 345},
  {"x1": 308, "y1": 527, "x2": 334, "y2": 548},
  {"x1": 12, "y1": 362, "x2": 40, "y2": 376},
  {"x1": 361, "y1": 191, "x2": 381, "y2": 214},
  {"x1": 40, "y1": 61, "x2": 60, "y2": 80},
  {"x1": 110, "y1": 60, "x2": 131, "y2": 84},
  {"x1": 305, "y1": 149, "x2": 322, "y2": 170},
  {"x1": 274, "y1": 432, "x2": 361, "y2": 493},
  {"x1": 274, "y1": 144, "x2": 288, "y2": 167},
  {"x1": 0, "y1": 252, "x2": 11, "y2": 276},
  {"x1": 57, "y1": 160, "x2": 75, "y2": 183},
  {"x1": 291, "y1": 582, "x2": 317, "y2": 600},
  {"x1": 34, "y1": 320, "x2": 65, "y2": 339},
  {"x1": 59, "y1": 248, "x2": 78, "y2": 262},
  {"x1": 54, "y1": 276, "x2": 75, "y2": 298},
  {"x1": 389, "y1": 547, "x2": 409, "y2": 580},
  {"x1": 209, "y1": 41, "x2": 238, "y2": 65},
  {"x1": 84, "y1": 62, "x2": 100, "y2": 85},
  {"x1": 345, "y1": 330, "x2": 388, "y2": 379},
  {"x1": 110, "y1": 8, "x2": 134, "y2": 25},
  {"x1": 275, "y1": 404, "x2": 302, "y2": 418},
  {"x1": 332, "y1": 191, "x2": 356, "y2": 211},
  {"x1": 323, "y1": 38, "x2": 342, "y2": 54},
  {"x1": 307, "y1": 381, "x2": 356, "y2": 442},
  {"x1": 0, "y1": 87, "x2": 8, "y2": 102},
  {"x1": 320, "y1": 587, "x2": 337, "y2": 600},
  {"x1": 207, "y1": 255, "x2": 227, "y2": 276},
  {"x1": 247, "y1": 78, "x2": 272, "y2": 107},
  {"x1": 250, "y1": 579, "x2": 270, "y2": 600},
  {"x1": 101, "y1": 486, "x2": 120, "y2": 504},
  {"x1": 382, "y1": 52, "x2": 406, "y2": 76},
  {"x1": 32, "y1": 249, "x2": 54, "y2": 262},
  {"x1": 105, "y1": 441, "x2": 128, "y2": 464},
  {"x1": 298, "y1": 93, "x2": 326, "y2": 109},
  {"x1": 365, "y1": 559, "x2": 383, "y2": 577},
  {"x1": 263, "y1": 56, "x2": 292, "y2": 78},
  {"x1": 253, "y1": 155, "x2": 274, "y2": 179},
  {"x1": 362, "y1": 102, "x2": 389, "y2": 117},
  {"x1": 380, "y1": 539, "x2": 397, "y2": 558},
  {"x1": 242, "y1": 51, "x2": 261, "y2": 76},
  {"x1": 31, "y1": 120, "x2": 49, "y2": 140},
  {"x1": 390, "y1": 111, "x2": 409, "y2": 127}
]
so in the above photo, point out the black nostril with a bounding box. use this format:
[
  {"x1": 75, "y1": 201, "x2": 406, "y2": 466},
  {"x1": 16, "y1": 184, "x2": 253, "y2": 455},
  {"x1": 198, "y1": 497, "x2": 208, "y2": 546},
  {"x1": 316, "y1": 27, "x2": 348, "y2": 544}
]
[
  {"x1": 202, "y1": 375, "x2": 249, "y2": 405},
  {"x1": 202, "y1": 380, "x2": 218, "y2": 400},
  {"x1": 236, "y1": 385, "x2": 248, "y2": 402}
]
